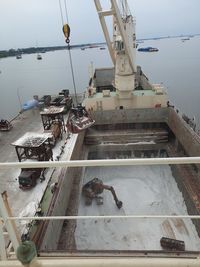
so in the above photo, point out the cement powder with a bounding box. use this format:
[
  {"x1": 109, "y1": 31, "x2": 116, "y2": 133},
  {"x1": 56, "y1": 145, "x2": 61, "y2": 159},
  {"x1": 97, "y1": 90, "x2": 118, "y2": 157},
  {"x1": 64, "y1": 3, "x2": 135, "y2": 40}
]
[{"x1": 75, "y1": 165, "x2": 200, "y2": 250}]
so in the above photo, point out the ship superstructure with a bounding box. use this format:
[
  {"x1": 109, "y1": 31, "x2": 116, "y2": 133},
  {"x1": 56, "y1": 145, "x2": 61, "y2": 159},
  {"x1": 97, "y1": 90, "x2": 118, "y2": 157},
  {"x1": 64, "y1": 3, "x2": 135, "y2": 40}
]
[{"x1": 83, "y1": 0, "x2": 167, "y2": 110}]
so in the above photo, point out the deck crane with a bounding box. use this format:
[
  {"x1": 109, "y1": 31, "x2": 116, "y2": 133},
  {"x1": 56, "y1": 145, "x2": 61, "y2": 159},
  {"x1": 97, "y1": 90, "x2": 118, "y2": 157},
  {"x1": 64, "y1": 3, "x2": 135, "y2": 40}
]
[
  {"x1": 94, "y1": 0, "x2": 137, "y2": 100},
  {"x1": 67, "y1": 1, "x2": 137, "y2": 133},
  {"x1": 62, "y1": 32, "x2": 95, "y2": 134},
  {"x1": 84, "y1": 0, "x2": 167, "y2": 110}
]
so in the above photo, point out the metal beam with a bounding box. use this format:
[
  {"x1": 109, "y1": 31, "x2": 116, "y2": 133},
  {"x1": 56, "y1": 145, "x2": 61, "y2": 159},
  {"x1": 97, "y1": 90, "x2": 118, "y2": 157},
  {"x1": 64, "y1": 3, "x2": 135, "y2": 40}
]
[
  {"x1": 0, "y1": 220, "x2": 7, "y2": 260},
  {"x1": 98, "y1": 10, "x2": 113, "y2": 17},
  {"x1": 111, "y1": 0, "x2": 136, "y2": 73},
  {"x1": 0, "y1": 193, "x2": 20, "y2": 253},
  {"x1": 94, "y1": 0, "x2": 116, "y2": 65}
]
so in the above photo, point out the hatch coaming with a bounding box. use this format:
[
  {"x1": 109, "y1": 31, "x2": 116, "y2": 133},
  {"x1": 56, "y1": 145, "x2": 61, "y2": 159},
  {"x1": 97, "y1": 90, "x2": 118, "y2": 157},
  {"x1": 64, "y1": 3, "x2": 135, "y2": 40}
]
[
  {"x1": 33, "y1": 106, "x2": 200, "y2": 253},
  {"x1": 73, "y1": 110, "x2": 200, "y2": 251}
]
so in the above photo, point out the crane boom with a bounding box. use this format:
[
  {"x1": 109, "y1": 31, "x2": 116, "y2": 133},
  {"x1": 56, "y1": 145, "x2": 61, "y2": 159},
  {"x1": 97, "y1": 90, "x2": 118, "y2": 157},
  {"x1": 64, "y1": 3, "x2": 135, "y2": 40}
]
[
  {"x1": 94, "y1": 0, "x2": 137, "y2": 96},
  {"x1": 94, "y1": 0, "x2": 136, "y2": 73},
  {"x1": 94, "y1": 0, "x2": 116, "y2": 65},
  {"x1": 111, "y1": 0, "x2": 136, "y2": 73}
]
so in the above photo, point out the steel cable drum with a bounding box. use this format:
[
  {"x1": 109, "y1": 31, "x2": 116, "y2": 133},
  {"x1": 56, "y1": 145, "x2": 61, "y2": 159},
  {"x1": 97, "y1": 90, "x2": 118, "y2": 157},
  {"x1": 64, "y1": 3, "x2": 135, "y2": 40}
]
[{"x1": 62, "y1": 24, "x2": 70, "y2": 43}]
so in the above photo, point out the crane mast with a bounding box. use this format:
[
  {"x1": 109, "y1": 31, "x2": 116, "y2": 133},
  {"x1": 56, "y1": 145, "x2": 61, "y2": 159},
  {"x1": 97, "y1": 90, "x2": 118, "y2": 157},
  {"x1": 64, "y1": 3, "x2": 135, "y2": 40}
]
[{"x1": 94, "y1": 0, "x2": 136, "y2": 99}]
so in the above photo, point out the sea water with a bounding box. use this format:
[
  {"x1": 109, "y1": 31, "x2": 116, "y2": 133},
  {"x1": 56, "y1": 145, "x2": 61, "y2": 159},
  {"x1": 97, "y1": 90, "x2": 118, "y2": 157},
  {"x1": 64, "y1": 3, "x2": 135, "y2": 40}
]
[{"x1": 0, "y1": 37, "x2": 200, "y2": 127}]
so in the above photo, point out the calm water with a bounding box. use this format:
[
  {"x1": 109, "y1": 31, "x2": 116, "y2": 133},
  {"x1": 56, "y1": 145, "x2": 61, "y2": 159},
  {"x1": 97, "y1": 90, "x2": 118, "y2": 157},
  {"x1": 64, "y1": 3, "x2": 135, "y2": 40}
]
[{"x1": 0, "y1": 37, "x2": 200, "y2": 127}]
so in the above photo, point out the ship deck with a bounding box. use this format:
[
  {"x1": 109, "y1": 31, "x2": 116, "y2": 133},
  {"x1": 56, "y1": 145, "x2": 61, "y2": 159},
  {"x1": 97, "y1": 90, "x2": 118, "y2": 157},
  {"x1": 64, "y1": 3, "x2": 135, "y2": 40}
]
[
  {"x1": 0, "y1": 109, "x2": 74, "y2": 233},
  {"x1": 1, "y1": 107, "x2": 200, "y2": 253},
  {"x1": 0, "y1": 110, "x2": 43, "y2": 218}
]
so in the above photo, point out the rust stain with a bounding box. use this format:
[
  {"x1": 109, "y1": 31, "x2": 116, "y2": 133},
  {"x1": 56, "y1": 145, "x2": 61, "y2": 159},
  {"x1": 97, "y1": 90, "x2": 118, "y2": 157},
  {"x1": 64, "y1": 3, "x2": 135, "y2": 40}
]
[{"x1": 161, "y1": 219, "x2": 176, "y2": 239}]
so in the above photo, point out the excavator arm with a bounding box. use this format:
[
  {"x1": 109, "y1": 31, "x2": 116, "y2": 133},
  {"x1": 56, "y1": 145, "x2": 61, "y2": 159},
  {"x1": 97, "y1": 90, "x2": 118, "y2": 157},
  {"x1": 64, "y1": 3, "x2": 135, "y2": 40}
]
[{"x1": 101, "y1": 184, "x2": 123, "y2": 209}]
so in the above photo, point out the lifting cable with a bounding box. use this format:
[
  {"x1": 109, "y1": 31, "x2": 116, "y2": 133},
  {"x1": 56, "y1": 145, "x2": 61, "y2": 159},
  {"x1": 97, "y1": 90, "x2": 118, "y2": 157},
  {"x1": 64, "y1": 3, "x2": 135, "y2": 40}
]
[{"x1": 59, "y1": 0, "x2": 78, "y2": 106}]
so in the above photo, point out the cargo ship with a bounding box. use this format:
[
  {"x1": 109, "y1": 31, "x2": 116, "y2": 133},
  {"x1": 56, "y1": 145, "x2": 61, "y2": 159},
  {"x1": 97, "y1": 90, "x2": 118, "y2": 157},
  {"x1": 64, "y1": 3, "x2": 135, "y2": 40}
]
[{"x1": 0, "y1": 0, "x2": 200, "y2": 266}]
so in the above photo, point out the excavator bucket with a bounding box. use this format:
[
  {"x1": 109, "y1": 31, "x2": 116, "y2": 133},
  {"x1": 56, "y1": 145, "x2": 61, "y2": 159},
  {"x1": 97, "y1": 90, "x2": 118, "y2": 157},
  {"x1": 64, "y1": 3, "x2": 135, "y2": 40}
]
[{"x1": 66, "y1": 108, "x2": 95, "y2": 134}]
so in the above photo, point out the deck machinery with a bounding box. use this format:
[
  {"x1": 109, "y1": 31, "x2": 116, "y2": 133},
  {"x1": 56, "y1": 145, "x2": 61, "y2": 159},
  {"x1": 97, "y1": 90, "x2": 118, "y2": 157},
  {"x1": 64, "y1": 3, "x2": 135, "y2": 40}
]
[
  {"x1": 12, "y1": 132, "x2": 53, "y2": 189},
  {"x1": 40, "y1": 106, "x2": 66, "y2": 144}
]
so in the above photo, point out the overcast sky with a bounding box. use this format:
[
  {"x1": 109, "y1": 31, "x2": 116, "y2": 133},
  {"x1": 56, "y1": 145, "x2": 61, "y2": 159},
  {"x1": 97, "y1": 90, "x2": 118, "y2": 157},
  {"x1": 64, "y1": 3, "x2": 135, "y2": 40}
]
[{"x1": 0, "y1": 0, "x2": 199, "y2": 50}]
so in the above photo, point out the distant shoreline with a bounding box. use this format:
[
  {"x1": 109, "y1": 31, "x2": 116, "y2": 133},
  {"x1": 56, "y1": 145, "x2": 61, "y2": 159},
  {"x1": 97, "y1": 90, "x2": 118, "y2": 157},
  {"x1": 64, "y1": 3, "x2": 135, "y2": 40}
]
[
  {"x1": 0, "y1": 42, "x2": 106, "y2": 59},
  {"x1": 0, "y1": 33, "x2": 199, "y2": 59}
]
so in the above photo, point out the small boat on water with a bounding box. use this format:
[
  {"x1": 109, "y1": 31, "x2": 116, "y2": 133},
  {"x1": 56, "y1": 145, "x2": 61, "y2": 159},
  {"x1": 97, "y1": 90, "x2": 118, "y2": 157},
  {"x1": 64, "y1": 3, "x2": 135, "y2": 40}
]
[
  {"x1": 138, "y1": 47, "x2": 159, "y2": 52},
  {"x1": 37, "y1": 54, "x2": 42, "y2": 60},
  {"x1": 181, "y1": 38, "x2": 190, "y2": 42},
  {"x1": 16, "y1": 54, "x2": 22, "y2": 59}
]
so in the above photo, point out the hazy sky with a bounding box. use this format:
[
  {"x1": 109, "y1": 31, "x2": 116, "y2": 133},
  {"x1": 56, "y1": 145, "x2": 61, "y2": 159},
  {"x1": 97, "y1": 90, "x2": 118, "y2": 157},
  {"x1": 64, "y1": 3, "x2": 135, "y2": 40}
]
[{"x1": 0, "y1": 0, "x2": 199, "y2": 50}]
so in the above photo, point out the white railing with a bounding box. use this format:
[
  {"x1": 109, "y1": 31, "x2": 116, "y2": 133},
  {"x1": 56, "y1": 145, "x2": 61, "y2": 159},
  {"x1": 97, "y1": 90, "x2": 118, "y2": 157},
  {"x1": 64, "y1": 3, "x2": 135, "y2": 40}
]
[
  {"x1": 1, "y1": 258, "x2": 200, "y2": 267},
  {"x1": 1, "y1": 157, "x2": 200, "y2": 169},
  {"x1": 1, "y1": 157, "x2": 200, "y2": 222}
]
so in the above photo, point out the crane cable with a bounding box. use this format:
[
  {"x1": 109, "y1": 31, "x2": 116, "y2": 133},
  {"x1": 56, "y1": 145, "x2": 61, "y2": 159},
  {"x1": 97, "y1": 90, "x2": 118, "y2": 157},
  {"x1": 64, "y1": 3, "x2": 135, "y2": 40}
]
[{"x1": 59, "y1": 0, "x2": 78, "y2": 106}]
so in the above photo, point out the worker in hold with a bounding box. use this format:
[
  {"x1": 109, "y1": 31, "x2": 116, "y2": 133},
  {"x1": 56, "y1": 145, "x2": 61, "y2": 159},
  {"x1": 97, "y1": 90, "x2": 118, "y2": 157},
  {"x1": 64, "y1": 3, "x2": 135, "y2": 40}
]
[{"x1": 82, "y1": 178, "x2": 123, "y2": 209}]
